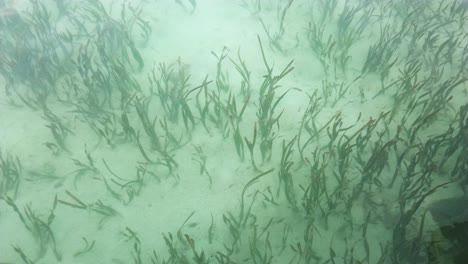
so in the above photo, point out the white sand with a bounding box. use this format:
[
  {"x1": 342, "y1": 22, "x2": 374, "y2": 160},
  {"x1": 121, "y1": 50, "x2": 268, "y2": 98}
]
[{"x1": 0, "y1": 0, "x2": 466, "y2": 263}]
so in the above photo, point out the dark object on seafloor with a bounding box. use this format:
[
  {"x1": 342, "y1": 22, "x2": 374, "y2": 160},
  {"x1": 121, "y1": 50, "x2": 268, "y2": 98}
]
[{"x1": 427, "y1": 197, "x2": 468, "y2": 264}]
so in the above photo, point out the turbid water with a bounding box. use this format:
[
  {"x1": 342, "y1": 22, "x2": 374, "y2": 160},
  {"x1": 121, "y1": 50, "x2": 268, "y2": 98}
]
[{"x1": 0, "y1": 0, "x2": 467, "y2": 263}]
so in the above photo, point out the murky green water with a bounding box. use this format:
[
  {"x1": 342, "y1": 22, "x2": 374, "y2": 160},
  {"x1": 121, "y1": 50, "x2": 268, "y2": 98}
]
[{"x1": 0, "y1": 0, "x2": 467, "y2": 263}]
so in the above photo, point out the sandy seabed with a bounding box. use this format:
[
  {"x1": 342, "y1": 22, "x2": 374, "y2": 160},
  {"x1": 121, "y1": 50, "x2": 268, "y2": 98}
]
[{"x1": 0, "y1": 0, "x2": 467, "y2": 263}]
